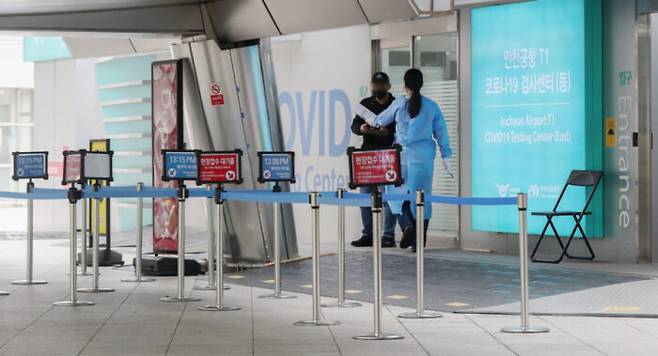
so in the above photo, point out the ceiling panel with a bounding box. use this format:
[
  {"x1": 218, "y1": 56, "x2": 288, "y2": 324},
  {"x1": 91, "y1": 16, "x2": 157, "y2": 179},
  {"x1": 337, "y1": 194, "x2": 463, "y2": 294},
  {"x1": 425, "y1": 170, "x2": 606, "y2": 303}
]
[
  {"x1": 357, "y1": 0, "x2": 416, "y2": 23},
  {"x1": 206, "y1": 0, "x2": 279, "y2": 44},
  {"x1": 0, "y1": 5, "x2": 204, "y2": 34},
  {"x1": 264, "y1": 0, "x2": 367, "y2": 35},
  {"x1": 0, "y1": 0, "x2": 199, "y2": 15}
]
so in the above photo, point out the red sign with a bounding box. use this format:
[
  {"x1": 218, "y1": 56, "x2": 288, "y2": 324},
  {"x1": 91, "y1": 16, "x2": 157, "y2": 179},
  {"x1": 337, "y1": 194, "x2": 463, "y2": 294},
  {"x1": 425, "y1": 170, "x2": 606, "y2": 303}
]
[
  {"x1": 63, "y1": 153, "x2": 81, "y2": 184},
  {"x1": 210, "y1": 82, "x2": 224, "y2": 106},
  {"x1": 349, "y1": 148, "x2": 402, "y2": 188},
  {"x1": 198, "y1": 152, "x2": 240, "y2": 184},
  {"x1": 152, "y1": 60, "x2": 183, "y2": 253}
]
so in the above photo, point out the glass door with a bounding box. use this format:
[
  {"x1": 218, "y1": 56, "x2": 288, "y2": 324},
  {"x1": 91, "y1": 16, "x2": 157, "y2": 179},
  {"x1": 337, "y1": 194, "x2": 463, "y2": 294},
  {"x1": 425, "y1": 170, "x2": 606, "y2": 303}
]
[{"x1": 413, "y1": 33, "x2": 460, "y2": 245}]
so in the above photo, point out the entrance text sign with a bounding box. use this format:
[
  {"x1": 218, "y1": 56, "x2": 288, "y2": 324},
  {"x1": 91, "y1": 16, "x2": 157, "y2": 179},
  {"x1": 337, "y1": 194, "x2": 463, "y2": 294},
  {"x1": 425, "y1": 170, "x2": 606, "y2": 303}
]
[
  {"x1": 62, "y1": 150, "x2": 82, "y2": 185},
  {"x1": 12, "y1": 151, "x2": 48, "y2": 180},
  {"x1": 347, "y1": 146, "x2": 403, "y2": 189},
  {"x1": 197, "y1": 150, "x2": 242, "y2": 185},
  {"x1": 162, "y1": 150, "x2": 198, "y2": 182},
  {"x1": 257, "y1": 151, "x2": 295, "y2": 183}
]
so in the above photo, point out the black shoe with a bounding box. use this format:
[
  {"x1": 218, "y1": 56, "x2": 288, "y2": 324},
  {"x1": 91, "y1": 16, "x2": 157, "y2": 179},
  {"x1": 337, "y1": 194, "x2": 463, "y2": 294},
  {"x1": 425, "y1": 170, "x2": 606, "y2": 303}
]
[
  {"x1": 351, "y1": 237, "x2": 373, "y2": 247},
  {"x1": 400, "y1": 228, "x2": 415, "y2": 249},
  {"x1": 411, "y1": 245, "x2": 417, "y2": 253},
  {"x1": 382, "y1": 238, "x2": 396, "y2": 248}
]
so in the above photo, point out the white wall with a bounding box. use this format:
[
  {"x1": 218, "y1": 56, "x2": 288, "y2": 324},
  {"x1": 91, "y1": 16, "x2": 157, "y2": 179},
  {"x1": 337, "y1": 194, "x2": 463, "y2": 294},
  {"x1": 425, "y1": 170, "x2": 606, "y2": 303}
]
[
  {"x1": 0, "y1": 37, "x2": 33, "y2": 88},
  {"x1": 271, "y1": 25, "x2": 372, "y2": 245},
  {"x1": 31, "y1": 58, "x2": 104, "y2": 231}
]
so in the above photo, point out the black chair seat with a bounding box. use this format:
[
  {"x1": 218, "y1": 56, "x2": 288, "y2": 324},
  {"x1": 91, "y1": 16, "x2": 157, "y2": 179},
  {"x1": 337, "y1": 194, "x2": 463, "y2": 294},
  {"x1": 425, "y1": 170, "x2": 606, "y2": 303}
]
[
  {"x1": 531, "y1": 211, "x2": 592, "y2": 217},
  {"x1": 530, "y1": 170, "x2": 602, "y2": 264}
]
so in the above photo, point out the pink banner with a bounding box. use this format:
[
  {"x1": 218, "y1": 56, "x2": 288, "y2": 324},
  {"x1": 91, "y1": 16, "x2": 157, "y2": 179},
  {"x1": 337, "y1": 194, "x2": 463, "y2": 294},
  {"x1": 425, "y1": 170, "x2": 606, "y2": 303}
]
[{"x1": 152, "y1": 60, "x2": 182, "y2": 253}]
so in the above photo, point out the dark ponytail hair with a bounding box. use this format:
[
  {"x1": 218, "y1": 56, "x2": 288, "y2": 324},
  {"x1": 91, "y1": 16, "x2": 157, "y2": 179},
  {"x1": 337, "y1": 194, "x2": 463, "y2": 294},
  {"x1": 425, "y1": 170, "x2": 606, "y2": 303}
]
[{"x1": 404, "y1": 68, "x2": 423, "y2": 118}]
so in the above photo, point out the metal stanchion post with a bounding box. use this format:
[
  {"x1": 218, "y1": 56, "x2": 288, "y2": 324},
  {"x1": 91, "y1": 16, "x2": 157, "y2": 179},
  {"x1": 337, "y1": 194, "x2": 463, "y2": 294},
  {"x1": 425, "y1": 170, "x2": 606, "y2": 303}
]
[
  {"x1": 322, "y1": 189, "x2": 360, "y2": 308},
  {"x1": 78, "y1": 196, "x2": 91, "y2": 276},
  {"x1": 199, "y1": 187, "x2": 240, "y2": 312},
  {"x1": 123, "y1": 183, "x2": 155, "y2": 283},
  {"x1": 13, "y1": 181, "x2": 46, "y2": 286},
  {"x1": 501, "y1": 193, "x2": 549, "y2": 334},
  {"x1": 195, "y1": 184, "x2": 229, "y2": 291},
  {"x1": 54, "y1": 186, "x2": 94, "y2": 307},
  {"x1": 354, "y1": 190, "x2": 402, "y2": 340},
  {"x1": 260, "y1": 183, "x2": 296, "y2": 299},
  {"x1": 295, "y1": 192, "x2": 339, "y2": 326},
  {"x1": 399, "y1": 190, "x2": 440, "y2": 319},
  {"x1": 80, "y1": 185, "x2": 115, "y2": 293},
  {"x1": 161, "y1": 185, "x2": 200, "y2": 303}
]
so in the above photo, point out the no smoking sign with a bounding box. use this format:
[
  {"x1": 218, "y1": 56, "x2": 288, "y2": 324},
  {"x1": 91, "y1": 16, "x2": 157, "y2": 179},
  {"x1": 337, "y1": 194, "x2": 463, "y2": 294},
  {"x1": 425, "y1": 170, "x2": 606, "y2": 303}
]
[{"x1": 210, "y1": 83, "x2": 224, "y2": 106}]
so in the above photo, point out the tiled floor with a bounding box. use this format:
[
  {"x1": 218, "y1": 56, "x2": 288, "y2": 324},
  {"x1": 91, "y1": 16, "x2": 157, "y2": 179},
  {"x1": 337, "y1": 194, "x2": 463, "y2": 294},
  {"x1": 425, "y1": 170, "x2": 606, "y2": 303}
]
[{"x1": 0, "y1": 240, "x2": 657, "y2": 355}]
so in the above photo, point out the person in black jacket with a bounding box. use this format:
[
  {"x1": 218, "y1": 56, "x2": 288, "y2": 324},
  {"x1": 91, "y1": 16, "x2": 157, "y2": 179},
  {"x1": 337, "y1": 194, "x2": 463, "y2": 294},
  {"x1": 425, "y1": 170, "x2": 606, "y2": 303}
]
[{"x1": 350, "y1": 72, "x2": 399, "y2": 248}]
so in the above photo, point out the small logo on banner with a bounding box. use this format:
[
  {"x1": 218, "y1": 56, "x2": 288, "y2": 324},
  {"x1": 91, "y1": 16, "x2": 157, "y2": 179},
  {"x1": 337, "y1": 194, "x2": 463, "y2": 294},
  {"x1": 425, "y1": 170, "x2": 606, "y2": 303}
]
[
  {"x1": 168, "y1": 168, "x2": 176, "y2": 177},
  {"x1": 16, "y1": 168, "x2": 24, "y2": 177},
  {"x1": 225, "y1": 170, "x2": 236, "y2": 181}
]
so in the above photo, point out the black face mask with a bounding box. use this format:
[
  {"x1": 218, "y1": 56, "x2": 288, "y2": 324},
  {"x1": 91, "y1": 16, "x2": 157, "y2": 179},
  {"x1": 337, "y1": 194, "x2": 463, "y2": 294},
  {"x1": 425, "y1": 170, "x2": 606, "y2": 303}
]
[{"x1": 372, "y1": 90, "x2": 388, "y2": 100}]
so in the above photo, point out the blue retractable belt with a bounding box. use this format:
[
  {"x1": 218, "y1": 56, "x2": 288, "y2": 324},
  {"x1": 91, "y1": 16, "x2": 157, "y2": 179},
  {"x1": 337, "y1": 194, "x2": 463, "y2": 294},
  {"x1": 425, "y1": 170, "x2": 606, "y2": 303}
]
[{"x1": 0, "y1": 186, "x2": 519, "y2": 206}]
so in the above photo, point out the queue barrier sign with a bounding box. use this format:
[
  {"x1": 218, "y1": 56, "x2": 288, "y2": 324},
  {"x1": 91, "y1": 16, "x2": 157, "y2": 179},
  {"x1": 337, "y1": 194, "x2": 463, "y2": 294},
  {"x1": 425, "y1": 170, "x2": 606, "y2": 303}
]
[
  {"x1": 12, "y1": 151, "x2": 48, "y2": 181},
  {"x1": 257, "y1": 151, "x2": 295, "y2": 183},
  {"x1": 84, "y1": 151, "x2": 114, "y2": 182},
  {"x1": 162, "y1": 150, "x2": 198, "y2": 182},
  {"x1": 196, "y1": 150, "x2": 243, "y2": 185},
  {"x1": 62, "y1": 150, "x2": 83, "y2": 185},
  {"x1": 62, "y1": 149, "x2": 114, "y2": 185},
  {"x1": 347, "y1": 146, "x2": 403, "y2": 189}
]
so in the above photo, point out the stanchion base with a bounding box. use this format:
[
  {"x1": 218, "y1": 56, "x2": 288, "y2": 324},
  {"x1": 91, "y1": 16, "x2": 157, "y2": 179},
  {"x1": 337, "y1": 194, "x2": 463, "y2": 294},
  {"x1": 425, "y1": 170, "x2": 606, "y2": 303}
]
[
  {"x1": 0, "y1": 291, "x2": 9, "y2": 296},
  {"x1": 197, "y1": 305, "x2": 241, "y2": 312},
  {"x1": 501, "y1": 326, "x2": 550, "y2": 334},
  {"x1": 75, "y1": 272, "x2": 93, "y2": 276},
  {"x1": 121, "y1": 277, "x2": 156, "y2": 283},
  {"x1": 353, "y1": 333, "x2": 404, "y2": 340},
  {"x1": 193, "y1": 284, "x2": 230, "y2": 291},
  {"x1": 78, "y1": 287, "x2": 115, "y2": 293},
  {"x1": 53, "y1": 300, "x2": 95, "y2": 307},
  {"x1": 259, "y1": 293, "x2": 297, "y2": 299},
  {"x1": 321, "y1": 301, "x2": 361, "y2": 308},
  {"x1": 398, "y1": 311, "x2": 442, "y2": 319},
  {"x1": 160, "y1": 296, "x2": 201, "y2": 303},
  {"x1": 294, "y1": 319, "x2": 340, "y2": 326},
  {"x1": 12, "y1": 280, "x2": 47, "y2": 285}
]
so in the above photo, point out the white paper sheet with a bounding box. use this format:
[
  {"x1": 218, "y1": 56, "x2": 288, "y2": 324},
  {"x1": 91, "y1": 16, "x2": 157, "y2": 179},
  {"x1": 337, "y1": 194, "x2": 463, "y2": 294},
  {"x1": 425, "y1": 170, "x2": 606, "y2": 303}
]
[{"x1": 354, "y1": 103, "x2": 377, "y2": 125}]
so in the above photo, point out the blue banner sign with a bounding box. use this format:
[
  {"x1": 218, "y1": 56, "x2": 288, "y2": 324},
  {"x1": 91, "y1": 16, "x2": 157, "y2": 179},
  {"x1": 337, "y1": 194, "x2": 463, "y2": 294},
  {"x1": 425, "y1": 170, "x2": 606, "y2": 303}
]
[
  {"x1": 470, "y1": 0, "x2": 602, "y2": 235},
  {"x1": 12, "y1": 152, "x2": 48, "y2": 180},
  {"x1": 162, "y1": 150, "x2": 197, "y2": 181},
  {"x1": 258, "y1": 152, "x2": 295, "y2": 183}
]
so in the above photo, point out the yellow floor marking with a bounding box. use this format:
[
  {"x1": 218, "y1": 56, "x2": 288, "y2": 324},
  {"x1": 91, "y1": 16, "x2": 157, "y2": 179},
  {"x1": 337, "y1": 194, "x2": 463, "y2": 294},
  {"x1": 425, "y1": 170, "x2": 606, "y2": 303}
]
[
  {"x1": 603, "y1": 306, "x2": 641, "y2": 313},
  {"x1": 345, "y1": 289, "x2": 362, "y2": 294},
  {"x1": 261, "y1": 279, "x2": 274, "y2": 284},
  {"x1": 300, "y1": 284, "x2": 313, "y2": 289},
  {"x1": 446, "y1": 302, "x2": 470, "y2": 307},
  {"x1": 226, "y1": 275, "x2": 244, "y2": 280},
  {"x1": 386, "y1": 295, "x2": 409, "y2": 300}
]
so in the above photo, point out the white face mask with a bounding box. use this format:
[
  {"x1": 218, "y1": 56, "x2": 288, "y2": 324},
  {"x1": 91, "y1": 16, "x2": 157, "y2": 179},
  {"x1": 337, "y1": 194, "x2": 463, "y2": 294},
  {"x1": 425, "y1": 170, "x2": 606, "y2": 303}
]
[{"x1": 404, "y1": 88, "x2": 412, "y2": 98}]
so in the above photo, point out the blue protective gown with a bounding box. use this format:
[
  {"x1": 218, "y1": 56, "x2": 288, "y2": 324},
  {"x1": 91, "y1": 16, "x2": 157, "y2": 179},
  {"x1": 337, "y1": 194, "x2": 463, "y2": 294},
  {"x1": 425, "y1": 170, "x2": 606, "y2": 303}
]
[{"x1": 367, "y1": 95, "x2": 452, "y2": 220}]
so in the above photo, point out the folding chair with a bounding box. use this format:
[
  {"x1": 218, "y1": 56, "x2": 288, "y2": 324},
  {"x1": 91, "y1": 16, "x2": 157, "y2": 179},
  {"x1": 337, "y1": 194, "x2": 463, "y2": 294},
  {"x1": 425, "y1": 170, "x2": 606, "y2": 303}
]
[{"x1": 530, "y1": 170, "x2": 602, "y2": 264}]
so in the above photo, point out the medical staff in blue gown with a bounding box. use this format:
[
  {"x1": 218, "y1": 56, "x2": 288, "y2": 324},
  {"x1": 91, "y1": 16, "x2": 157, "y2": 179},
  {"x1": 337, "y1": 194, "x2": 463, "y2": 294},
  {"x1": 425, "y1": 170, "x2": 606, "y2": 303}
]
[{"x1": 366, "y1": 68, "x2": 452, "y2": 252}]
